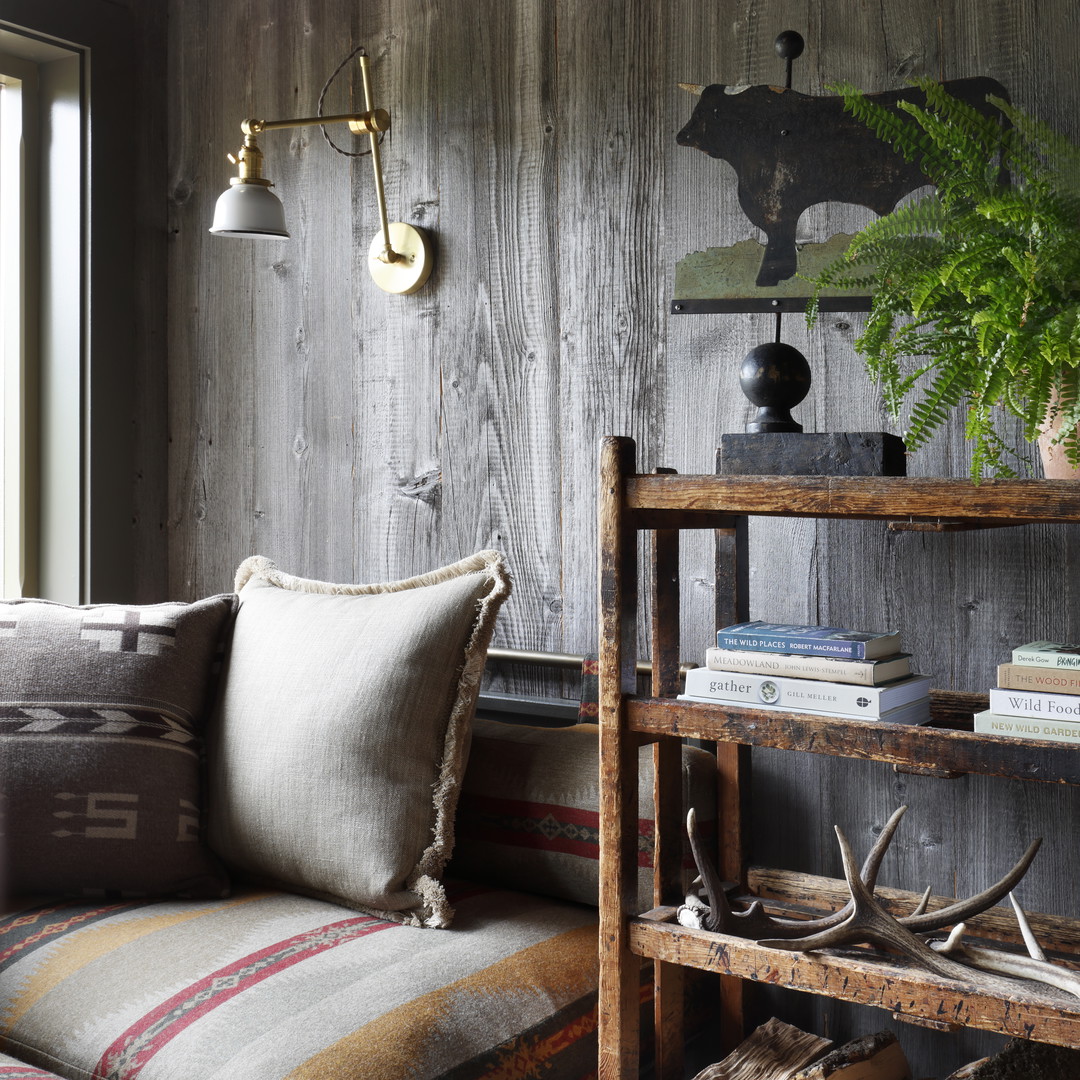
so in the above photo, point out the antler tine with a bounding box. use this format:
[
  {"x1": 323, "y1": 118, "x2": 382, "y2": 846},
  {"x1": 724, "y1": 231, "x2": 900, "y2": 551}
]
[
  {"x1": 911, "y1": 885, "x2": 933, "y2": 918},
  {"x1": 859, "y1": 804, "x2": 908, "y2": 892},
  {"x1": 1010, "y1": 891, "x2": 1048, "y2": 962},
  {"x1": 899, "y1": 838, "x2": 1042, "y2": 934},
  {"x1": 685, "y1": 808, "x2": 736, "y2": 933},
  {"x1": 760, "y1": 806, "x2": 909, "y2": 936}
]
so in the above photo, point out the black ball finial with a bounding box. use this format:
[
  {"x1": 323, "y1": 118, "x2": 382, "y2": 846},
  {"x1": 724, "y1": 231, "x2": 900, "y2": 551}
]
[
  {"x1": 774, "y1": 30, "x2": 805, "y2": 61},
  {"x1": 739, "y1": 341, "x2": 812, "y2": 433}
]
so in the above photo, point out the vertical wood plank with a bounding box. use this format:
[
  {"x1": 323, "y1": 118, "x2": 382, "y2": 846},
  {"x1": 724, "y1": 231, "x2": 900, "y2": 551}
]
[{"x1": 598, "y1": 436, "x2": 641, "y2": 1080}]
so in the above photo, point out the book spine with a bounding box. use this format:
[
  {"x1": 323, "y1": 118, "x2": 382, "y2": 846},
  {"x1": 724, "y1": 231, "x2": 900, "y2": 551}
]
[
  {"x1": 683, "y1": 669, "x2": 928, "y2": 716},
  {"x1": 1012, "y1": 648, "x2": 1080, "y2": 669},
  {"x1": 714, "y1": 632, "x2": 867, "y2": 659},
  {"x1": 975, "y1": 709, "x2": 1080, "y2": 744},
  {"x1": 997, "y1": 662, "x2": 1080, "y2": 695},
  {"x1": 705, "y1": 648, "x2": 897, "y2": 686},
  {"x1": 988, "y1": 687, "x2": 1080, "y2": 720}
]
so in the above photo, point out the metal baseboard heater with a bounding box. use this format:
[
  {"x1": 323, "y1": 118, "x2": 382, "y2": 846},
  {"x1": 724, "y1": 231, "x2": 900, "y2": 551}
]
[{"x1": 480, "y1": 647, "x2": 690, "y2": 724}]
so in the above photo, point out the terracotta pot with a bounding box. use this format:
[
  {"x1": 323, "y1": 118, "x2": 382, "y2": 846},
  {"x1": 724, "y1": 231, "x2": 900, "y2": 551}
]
[{"x1": 1038, "y1": 395, "x2": 1080, "y2": 479}]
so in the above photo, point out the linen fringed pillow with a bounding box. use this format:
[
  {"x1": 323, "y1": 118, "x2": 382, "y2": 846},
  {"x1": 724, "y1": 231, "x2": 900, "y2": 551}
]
[
  {"x1": 0, "y1": 594, "x2": 236, "y2": 898},
  {"x1": 206, "y1": 552, "x2": 511, "y2": 927}
]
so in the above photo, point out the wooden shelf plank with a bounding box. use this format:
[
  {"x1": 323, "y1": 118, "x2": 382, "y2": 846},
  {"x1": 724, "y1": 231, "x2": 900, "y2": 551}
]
[
  {"x1": 623, "y1": 474, "x2": 1080, "y2": 525},
  {"x1": 626, "y1": 696, "x2": 1080, "y2": 786},
  {"x1": 629, "y1": 917, "x2": 1080, "y2": 1048},
  {"x1": 743, "y1": 868, "x2": 1080, "y2": 959}
]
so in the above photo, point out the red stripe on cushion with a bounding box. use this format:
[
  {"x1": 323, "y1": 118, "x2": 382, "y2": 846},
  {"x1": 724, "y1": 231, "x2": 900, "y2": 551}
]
[
  {"x1": 94, "y1": 915, "x2": 394, "y2": 1079},
  {"x1": 457, "y1": 794, "x2": 655, "y2": 867},
  {"x1": 0, "y1": 903, "x2": 135, "y2": 965}
]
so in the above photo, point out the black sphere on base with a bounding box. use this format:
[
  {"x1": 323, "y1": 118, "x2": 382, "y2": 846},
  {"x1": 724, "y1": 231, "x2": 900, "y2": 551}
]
[
  {"x1": 739, "y1": 341, "x2": 812, "y2": 433},
  {"x1": 774, "y1": 30, "x2": 805, "y2": 61}
]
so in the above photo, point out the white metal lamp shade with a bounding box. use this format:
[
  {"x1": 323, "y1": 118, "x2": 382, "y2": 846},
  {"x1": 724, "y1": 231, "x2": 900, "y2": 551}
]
[{"x1": 209, "y1": 182, "x2": 289, "y2": 238}]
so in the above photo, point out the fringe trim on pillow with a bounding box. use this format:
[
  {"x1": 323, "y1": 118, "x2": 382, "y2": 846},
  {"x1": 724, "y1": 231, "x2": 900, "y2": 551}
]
[
  {"x1": 233, "y1": 551, "x2": 506, "y2": 597},
  {"x1": 233, "y1": 550, "x2": 512, "y2": 929},
  {"x1": 407, "y1": 552, "x2": 512, "y2": 927}
]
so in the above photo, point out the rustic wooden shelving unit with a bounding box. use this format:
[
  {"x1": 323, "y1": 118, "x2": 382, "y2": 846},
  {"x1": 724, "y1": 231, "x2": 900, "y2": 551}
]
[{"x1": 597, "y1": 435, "x2": 1080, "y2": 1080}]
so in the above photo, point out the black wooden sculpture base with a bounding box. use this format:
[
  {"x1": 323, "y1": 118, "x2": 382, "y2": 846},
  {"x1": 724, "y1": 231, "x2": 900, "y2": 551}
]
[{"x1": 718, "y1": 432, "x2": 907, "y2": 476}]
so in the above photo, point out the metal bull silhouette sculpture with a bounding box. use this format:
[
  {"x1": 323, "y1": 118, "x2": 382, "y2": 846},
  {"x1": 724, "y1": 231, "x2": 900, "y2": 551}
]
[{"x1": 676, "y1": 77, "x2": 1008, "y2": 287}]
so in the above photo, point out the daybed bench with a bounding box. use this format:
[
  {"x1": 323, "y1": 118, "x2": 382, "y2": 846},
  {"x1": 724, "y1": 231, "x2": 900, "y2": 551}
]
[{"x1": 0, "y1": 553, "x2": 713, "y2": 1080}]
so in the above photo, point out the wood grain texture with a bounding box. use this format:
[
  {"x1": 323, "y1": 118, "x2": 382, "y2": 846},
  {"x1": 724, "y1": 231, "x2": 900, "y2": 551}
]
[
  {"x1": 631, "y1": 918, "x2": 1080, "y2": 1048},
  {"x1": 164, "y1": 0, "x2": 1080, "y2": 1073}
]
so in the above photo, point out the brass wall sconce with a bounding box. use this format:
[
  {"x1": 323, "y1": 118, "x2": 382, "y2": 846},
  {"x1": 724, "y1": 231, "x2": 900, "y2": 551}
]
[{"x1": 210, "y1": 49, "x2": 432, "y2": 295}]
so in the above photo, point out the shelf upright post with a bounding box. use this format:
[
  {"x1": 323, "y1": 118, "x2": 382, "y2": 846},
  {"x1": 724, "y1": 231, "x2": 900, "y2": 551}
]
[
  {"x1": 650, "y1": 468, "x2": 687, "y2": 1080},
  {"x1": 598, "y1": 436, "x2": 643, "y2": 1080},
  {"x1": 713, "y1": 447, "x2": 754, "y2": 1050}
]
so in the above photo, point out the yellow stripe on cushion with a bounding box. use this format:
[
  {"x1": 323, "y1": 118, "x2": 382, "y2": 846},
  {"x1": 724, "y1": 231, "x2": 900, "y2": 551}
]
[
  {"x1": 0, "y1": 894, "x2": 266, "y2": 1033},
  {"x1": 286, "y1": 923, "x2": 599, "y2": 1080}
]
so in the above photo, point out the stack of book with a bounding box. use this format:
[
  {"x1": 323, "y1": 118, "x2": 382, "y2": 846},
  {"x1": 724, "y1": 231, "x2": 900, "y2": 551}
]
[
  {"x1": 678, "y1": 620, "x2": 932, "y2": 725},
  {"x1": 975, "y1": 640, "x2": 1080, "y2": 744}
]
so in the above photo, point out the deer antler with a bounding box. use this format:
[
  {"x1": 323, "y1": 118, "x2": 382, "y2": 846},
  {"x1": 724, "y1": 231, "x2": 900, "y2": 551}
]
[
  {"x1": 757, "y1": 824, "x2": 978, "y2": 982},
  {"x1": 928, "y1": 896, "x2": 1080, "y2": 1000},
  {"x1": 679, "y1": 805, "x2": 913, "y2": 940},
  {"x1": 682, "y1": 803, "x2": 1069, "y2": 999}
]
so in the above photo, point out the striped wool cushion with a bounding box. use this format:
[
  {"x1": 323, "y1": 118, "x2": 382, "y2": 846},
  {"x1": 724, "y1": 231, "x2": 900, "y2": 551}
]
[
  {"x1": 450, "y1": 718, "x2": 718, "y2": 909},
  {"x1": 0, "y1": 886, "x2": 601, "y2": 1080},
  {"x1": 0, "y1": 1052, "x2": 65, "y2": 1079}
]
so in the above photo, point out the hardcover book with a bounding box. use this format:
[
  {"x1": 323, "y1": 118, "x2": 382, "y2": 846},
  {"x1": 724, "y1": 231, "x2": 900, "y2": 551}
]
[
  {"x1": 988, "y1": 686, "x2": 1080, "y2": 721},
  {"x1": 997, "y1": 662, "x2": 1080, "y2": 696},
  {"x1": 715, "y1": 621, "x2": 901, "y2": 660},
  {"x1": 706, "y1": 647, "x2": 911, "y2": 686},
  {"x1": 975, "y1": 709, "x2": 1080, "y2": 745},
  {"x1": 681, "y1": 667, "x2": 931, "y2": 717},
  {"x1": 1011, "y1": 640, "x2": 1080, "y2": 669},
  {"x1": 678, "y1": 691, "x2": 931, "y2": 726}
]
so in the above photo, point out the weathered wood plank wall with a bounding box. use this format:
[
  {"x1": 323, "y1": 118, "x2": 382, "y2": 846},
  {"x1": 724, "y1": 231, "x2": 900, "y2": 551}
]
[{"x1": 166, "y1": 0, "x2": 1080, "y2": 1071}]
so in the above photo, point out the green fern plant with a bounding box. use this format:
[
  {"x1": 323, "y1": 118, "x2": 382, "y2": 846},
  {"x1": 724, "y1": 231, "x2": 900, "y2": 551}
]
[{"x1": 807, "y1": 78, "x2": 1080, "y2": 480}]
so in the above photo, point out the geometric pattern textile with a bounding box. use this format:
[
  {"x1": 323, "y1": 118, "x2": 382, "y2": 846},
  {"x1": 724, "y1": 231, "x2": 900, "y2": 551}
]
[
  {"x1": 0, "y1": 1052, "x2": 66, "y2": 1079},
  {"x1": 0, "y1": 594, "x2": 237, "y2": 900},
  {"x1": 207, "y1": 553, "x2": 511, "y2": 928},
  {"x1": 451, "y1": 718, "x2": 718, "y2": 910},
  {"x1": 0, "y1": 886, "x2": 600, "y2": 1080}
]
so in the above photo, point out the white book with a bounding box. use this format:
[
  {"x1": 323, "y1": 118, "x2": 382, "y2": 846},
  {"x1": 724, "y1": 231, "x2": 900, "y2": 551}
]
[
  {"x1": 988, "y1": 687, "x2": 1080, "y2": 721},
  {"x1": 975, "y1": 709, "x2": 1080, "y2": 745},
  {"x1": 677, "y1": 693, "x2": 932, "y2": 726},
  {"x1": 681, "y1": 667, "x2": 932, "y2": 718},
  {"x1": 1011, "y1": 640, "x2": 1080, "y2": 669}
]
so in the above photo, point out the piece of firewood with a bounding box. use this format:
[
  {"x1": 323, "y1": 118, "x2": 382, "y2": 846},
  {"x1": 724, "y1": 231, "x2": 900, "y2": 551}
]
[
  {"x1": 946, "y1": 1037, "x2": 1080, "y2": 1079},
  {"x1": 789, "y1": 1030, "x2": 910, "y2": 1080},
  {"x1": 690, "y1": 1016, "x2": 832, "y2": 1080}
]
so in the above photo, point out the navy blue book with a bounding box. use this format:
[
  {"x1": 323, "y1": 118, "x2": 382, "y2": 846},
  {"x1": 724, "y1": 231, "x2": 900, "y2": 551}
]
[{"x1": 716, "y1": 621, "x2": 902, "y2": 660}]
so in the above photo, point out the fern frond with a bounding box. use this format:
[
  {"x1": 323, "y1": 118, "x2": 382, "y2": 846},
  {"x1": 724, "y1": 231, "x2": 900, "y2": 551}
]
[{"x1": 905, "y1": 363, "x2": 974, "y2": 451}]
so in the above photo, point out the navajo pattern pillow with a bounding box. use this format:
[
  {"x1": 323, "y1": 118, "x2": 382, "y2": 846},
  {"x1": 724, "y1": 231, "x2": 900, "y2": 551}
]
[{"x1": 0, "y1": 594, "x2": 236, "y2": 899}]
